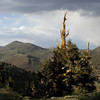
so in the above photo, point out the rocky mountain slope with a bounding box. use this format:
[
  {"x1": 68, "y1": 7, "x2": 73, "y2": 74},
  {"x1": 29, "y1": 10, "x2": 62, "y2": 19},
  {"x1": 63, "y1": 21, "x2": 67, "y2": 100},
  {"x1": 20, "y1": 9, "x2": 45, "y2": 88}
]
[
  {"x1": 91, "y1": 47, "x2": 100, "y2": 76},
  {"x1": 0, "y1": 41, "x2": 100, "y2": 73},
  {"x1": 0, "y1": 41, "x2": 52, "y2": 71}
]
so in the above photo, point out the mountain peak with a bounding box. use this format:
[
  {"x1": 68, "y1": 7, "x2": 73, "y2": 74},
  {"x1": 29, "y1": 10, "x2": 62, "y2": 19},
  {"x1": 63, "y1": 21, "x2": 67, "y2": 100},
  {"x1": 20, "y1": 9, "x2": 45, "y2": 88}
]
[
  {"x1": 0, "y1": 40, "x2": 51, "y2": 71},
  {"x1": 9, "y1": 41, "x2": 24, "y2": 45}
]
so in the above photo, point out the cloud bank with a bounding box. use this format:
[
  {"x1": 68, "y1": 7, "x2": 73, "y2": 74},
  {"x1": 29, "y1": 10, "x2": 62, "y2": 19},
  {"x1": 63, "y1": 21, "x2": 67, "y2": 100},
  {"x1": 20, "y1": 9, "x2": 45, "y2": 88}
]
[
  {"x1": 0, "y1": 0, "x2": 100, "y2": 49},
  {"x1": 0, "y1": 0, "x2": 100, "y2": 15}
]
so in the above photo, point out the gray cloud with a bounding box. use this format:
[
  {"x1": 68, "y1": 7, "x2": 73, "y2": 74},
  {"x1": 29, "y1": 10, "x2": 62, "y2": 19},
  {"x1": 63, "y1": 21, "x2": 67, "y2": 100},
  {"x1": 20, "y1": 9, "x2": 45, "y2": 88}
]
[
  {"x1": 0, "y1": 0, "x2": 100, "y2": 49},
  {"x1": 0, "y1": 10, "x2": 99, "y2": 49},
  {"x1": 0, "y1": 0, "x2": 100, "y2": 16}
]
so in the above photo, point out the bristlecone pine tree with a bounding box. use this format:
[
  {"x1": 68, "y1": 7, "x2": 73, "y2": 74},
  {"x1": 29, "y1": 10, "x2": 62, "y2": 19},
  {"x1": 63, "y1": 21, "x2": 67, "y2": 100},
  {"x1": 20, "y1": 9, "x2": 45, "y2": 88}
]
[{"x1": 40, "y1": 13, "x2": 96, "y2": 97}]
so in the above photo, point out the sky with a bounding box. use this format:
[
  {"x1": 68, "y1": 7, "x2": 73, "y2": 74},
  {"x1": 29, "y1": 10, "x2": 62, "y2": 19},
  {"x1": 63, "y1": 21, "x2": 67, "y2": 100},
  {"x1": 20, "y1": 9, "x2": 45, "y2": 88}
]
[{"x1": 0, "y1": 0, "x2": 100, "y2": 49}]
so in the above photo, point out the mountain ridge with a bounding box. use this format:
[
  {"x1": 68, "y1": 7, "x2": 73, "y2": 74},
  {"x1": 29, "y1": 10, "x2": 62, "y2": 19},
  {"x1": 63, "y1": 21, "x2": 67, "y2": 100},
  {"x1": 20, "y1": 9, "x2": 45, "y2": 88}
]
[
  {"x1": 0, "y1": 41, "x2": 52, "y2": 71},
  {"x1": 0, "y1": 41, "x2": 100, "y2": 73}
]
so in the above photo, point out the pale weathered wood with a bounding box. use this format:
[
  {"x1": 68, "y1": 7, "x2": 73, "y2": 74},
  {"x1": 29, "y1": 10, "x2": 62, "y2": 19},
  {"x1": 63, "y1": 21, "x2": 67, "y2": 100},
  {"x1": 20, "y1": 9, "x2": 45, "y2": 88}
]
[{"x1": 60, "y1": 12, "x2": 69, "y2": 48}]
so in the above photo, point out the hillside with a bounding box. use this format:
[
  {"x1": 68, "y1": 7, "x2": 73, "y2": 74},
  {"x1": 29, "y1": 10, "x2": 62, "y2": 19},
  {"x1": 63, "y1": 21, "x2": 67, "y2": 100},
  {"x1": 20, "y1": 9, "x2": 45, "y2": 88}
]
[
  {"x1": 0, "y1": 41, "x2": 100, "y2": 73},
  {"x1": 0, "y1": 41, "x2": 52, "y2": 71},
  {"x1": 91, "y1": 47, "x2": 100, "y2": 68},
  {"x1": 91, "y1": 47, "x2": 100, "y2": 76}
]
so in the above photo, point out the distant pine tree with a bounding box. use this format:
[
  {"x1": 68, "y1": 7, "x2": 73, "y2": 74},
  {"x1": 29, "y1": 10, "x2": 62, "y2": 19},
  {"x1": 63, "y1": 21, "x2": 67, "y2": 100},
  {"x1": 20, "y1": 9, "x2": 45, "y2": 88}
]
[{"x1": 0, "y1": 62, "x2": 4, "y2": 87}]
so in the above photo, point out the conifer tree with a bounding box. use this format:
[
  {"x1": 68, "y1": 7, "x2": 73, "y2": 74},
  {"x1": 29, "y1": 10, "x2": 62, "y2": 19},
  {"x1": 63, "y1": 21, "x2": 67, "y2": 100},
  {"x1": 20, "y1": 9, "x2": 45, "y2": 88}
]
[
  {"x1": 40, "y1": 13, "x2": 96, "y2": 97},
  {"x1": 73, "y1": 42, "x2": 96, "y2": 94},
  {"x1": 41, "y1": 47, "x2": 71, "y2": 97}
]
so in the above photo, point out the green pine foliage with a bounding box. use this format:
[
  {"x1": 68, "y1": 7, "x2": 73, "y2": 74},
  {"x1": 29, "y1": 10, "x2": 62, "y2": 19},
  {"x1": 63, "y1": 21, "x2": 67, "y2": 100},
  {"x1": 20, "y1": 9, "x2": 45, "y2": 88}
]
[
  {"x1": 0, "y1": 61, "x2": 37, "y2": 97},
  {"x1": 0, "y1": 62, "x2": 4, "y2": 87},
  {"x1": 40, "y1": 40, "x2": 97, "y2": 97}
]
